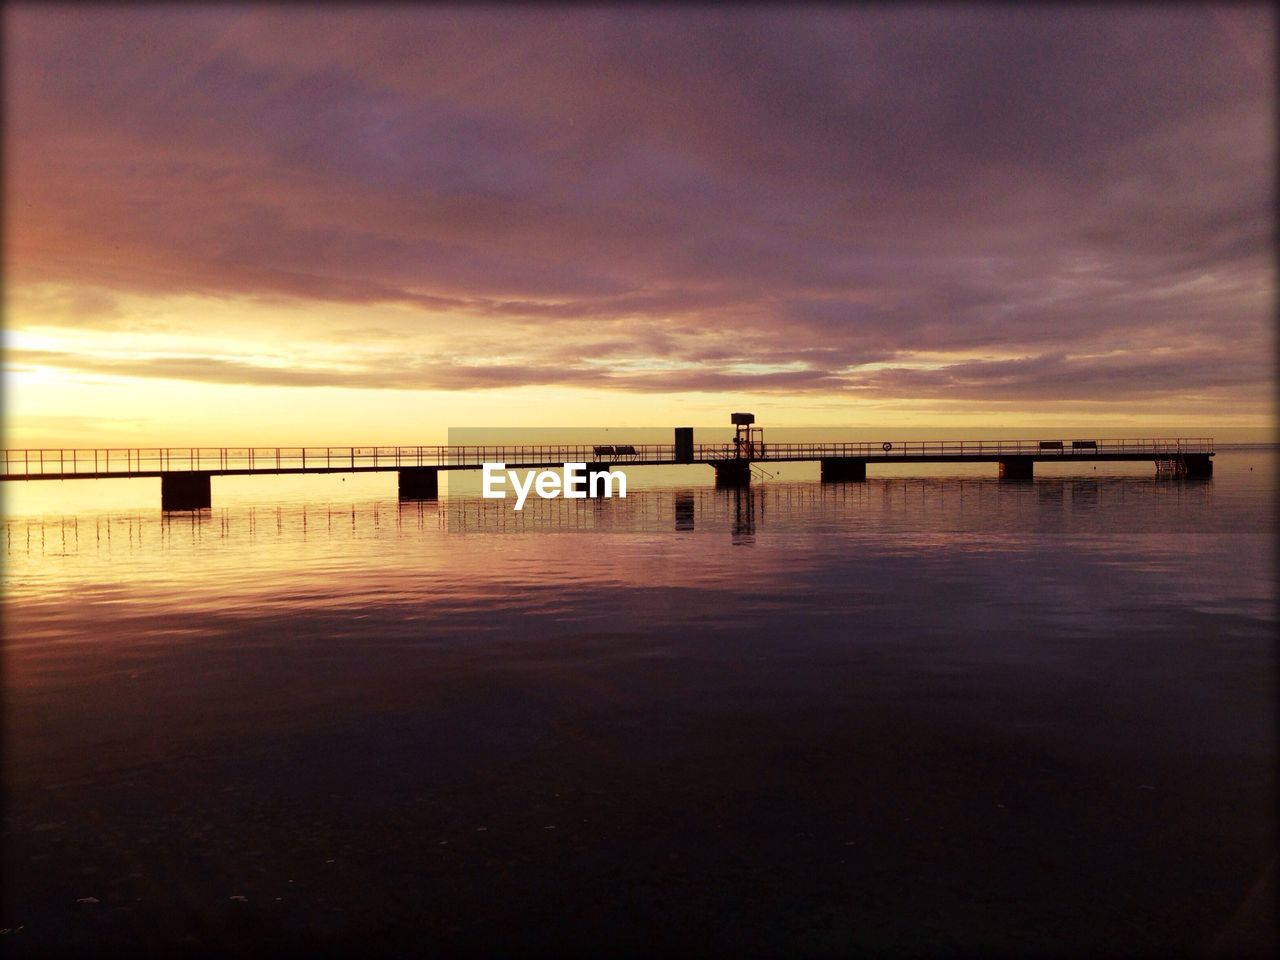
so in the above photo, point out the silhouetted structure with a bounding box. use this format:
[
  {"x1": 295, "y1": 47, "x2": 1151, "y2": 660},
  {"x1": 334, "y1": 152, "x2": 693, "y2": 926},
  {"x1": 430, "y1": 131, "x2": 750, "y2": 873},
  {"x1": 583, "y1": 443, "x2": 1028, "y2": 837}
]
[{"x1": 0, "y1": 418, "x2": 1213, "y2": 510}]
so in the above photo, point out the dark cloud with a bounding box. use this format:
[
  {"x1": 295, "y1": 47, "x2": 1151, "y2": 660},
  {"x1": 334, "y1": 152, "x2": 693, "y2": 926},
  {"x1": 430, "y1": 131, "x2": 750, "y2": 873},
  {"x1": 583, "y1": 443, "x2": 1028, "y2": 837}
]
[
  {"x1": 5, "y1": 5, "x2": 1273, "y2": 405},
  {"x1": 852, "y1": 349, "x2": 1272, "y2": 402}
]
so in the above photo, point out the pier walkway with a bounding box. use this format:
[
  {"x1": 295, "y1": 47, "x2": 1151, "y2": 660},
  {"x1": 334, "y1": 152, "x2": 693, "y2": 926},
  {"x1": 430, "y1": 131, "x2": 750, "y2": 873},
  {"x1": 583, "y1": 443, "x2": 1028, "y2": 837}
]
[{"x1": 1, "y1": 438, "x2": 1215, "y2": 510}]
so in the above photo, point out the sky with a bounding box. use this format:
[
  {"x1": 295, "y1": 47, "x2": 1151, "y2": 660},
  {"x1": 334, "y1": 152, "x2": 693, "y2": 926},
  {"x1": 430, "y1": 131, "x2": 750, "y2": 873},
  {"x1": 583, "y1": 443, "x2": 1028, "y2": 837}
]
[{"x1": 4, "y1": 4, "x2": 1275, "y2": 446}]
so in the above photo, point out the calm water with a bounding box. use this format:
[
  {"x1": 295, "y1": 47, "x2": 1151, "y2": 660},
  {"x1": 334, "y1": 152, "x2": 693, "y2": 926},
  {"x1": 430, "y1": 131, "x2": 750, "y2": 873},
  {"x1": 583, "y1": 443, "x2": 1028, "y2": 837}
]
[{"x1": 3, "y1": 450, "x2": 1276, "y2": 956}]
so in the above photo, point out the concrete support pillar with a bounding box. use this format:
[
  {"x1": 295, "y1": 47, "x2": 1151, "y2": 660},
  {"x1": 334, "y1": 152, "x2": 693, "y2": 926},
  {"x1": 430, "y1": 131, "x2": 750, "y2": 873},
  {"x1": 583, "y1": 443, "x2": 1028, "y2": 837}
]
[
  {"x1": 1181, "y1": 454, "x2": 1213, "y2": 478},
  {"x1": 674, "y1": 427, "x2": 694, "y2": 463},
  {"x1": 820, "y1": 457, "x2": 867, "y2": 482},
  {"x1": 713, "y1": 459, "x2": 751, "y2": 488},
  {"x1": 585, "y1": 465, "x2": 612, "y2": 497},
  {"x1": 398, "y1": 467, "x2": 440, "y2": 500},
  {"x1": 161, "y1": 472, "x2": 211, "y2": 511},
  {"x1": 998, "y1": 457, "x2": 1034, "y2": 480}
]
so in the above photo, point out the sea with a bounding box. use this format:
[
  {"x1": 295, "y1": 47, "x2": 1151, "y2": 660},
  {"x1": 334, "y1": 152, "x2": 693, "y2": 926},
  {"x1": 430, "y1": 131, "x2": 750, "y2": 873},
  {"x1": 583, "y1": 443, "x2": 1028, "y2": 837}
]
[{"x1": 3, "y1": 446, "x2": 1275, "y2": 957}]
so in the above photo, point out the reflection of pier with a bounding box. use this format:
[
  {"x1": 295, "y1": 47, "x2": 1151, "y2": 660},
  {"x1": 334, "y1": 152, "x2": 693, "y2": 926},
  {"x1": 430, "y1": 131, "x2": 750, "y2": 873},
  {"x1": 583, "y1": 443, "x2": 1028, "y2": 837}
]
[
  {"x1": 5, "y1": 477, "x2": 1220, "y2": 556},
  {"x1": 1, "y1": 414, "x2": 1213, "y2": 510}
]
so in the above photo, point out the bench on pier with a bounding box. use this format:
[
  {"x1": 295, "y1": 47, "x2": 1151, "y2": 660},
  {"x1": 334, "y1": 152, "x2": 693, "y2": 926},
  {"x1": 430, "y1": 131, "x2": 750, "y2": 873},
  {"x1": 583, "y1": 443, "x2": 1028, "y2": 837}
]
[
  {"x1": 1071, "y1": 440, "x2": 1098, "y2": 450},
  {"x1": 594, "y1": 444, "x2": 637, "y2": 459},
  {"x1": 1039, "y1": 440, "x2": 1064, "y2": 451}
]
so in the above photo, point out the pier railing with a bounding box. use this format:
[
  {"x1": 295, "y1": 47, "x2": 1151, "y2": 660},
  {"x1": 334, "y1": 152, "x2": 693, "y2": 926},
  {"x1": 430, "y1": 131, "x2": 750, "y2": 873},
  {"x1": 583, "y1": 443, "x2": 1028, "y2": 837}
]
[
  {"x1": 0, "y1": 438, "x2": 1214, "y2": 480},
  {"x1": 719, "y1": 438, "x2": 1214, "y2": 460}
]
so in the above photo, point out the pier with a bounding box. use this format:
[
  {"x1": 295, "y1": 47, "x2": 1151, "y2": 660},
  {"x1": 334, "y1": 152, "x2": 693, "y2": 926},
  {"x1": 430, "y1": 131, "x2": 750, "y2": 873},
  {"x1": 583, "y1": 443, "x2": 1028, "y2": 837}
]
[{"x1": 1, "y1": 425, "x2": 1214, "y2": 510}]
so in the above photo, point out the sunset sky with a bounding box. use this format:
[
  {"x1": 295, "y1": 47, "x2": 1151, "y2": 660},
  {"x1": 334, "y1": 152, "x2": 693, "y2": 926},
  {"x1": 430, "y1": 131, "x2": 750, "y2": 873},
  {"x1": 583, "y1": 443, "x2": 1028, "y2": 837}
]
[{"x1": 4, "y1": 4, "x2": 1275, "y2": 447}]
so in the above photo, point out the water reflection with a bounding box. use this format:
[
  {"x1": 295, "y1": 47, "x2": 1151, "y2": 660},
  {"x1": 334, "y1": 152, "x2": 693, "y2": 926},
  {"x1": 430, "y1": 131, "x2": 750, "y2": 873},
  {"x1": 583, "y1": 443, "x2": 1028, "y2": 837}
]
[
  {"x1": 674, "y1": 493, "x2": 695, "y2": 531},
  {"x1": 1, "y1": 474, "x2": 1243, "y2": 566},
  {"x1": 2, "y1": 454, "x2": 1275, "y2": 957}
]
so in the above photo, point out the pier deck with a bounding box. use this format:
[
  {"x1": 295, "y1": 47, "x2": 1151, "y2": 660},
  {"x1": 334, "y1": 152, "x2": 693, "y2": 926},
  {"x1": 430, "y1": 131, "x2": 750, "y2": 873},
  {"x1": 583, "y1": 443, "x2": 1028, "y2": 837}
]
[{"x1": 1, "y1": 439, "x2": 1214, "y2": 509}]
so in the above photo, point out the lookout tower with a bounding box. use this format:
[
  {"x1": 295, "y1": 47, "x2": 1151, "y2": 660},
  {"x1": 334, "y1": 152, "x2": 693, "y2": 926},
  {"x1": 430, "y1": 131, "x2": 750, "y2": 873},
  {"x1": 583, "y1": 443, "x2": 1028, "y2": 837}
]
[{"x1": 731, "y1": 412, "x2": 762, "y2": 460}]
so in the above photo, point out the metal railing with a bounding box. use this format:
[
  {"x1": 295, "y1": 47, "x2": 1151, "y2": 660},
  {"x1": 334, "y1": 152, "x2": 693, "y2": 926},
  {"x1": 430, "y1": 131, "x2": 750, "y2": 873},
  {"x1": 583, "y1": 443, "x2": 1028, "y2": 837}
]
[
  {"x1": 0, "y1": 438, "x2": 1214, "y2": 479},
  {"x1": 724, "y1": 438, "x2": 1214, "y2": 460}
]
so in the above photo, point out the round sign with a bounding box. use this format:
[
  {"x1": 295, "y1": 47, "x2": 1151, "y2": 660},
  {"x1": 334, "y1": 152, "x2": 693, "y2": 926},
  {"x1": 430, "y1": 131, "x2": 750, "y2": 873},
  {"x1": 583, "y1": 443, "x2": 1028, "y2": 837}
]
[{"x1": 882, "y1": 442, "x2": 892, "y2": 452}]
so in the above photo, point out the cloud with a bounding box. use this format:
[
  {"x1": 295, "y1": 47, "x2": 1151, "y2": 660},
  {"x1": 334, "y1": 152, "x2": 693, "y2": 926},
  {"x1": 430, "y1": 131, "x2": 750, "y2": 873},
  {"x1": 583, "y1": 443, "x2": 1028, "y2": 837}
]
[
  {"x1": 12, "y1": 342, "x2": 1269, "y2": 405},
  {"x1": 850, "y1": 350, "x2": 1272, "y2": 402},
  {"x1": 4, "y1": 5, "x2": 1273, "y2": 406}
]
